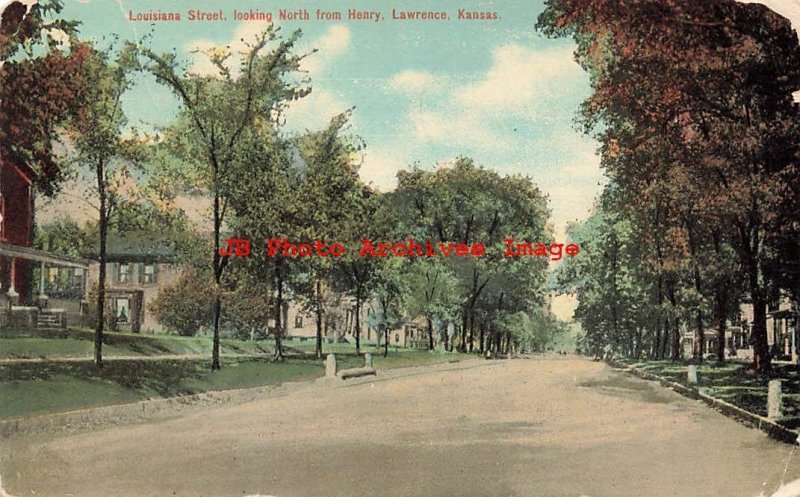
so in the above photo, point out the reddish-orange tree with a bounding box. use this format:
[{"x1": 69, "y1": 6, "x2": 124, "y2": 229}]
[
  {"x1": 539, "y1": 0, "x2": 800, "y2": 371},
  {"x1": 1, "y1": 0, "x2": 87, "y2": 195}
]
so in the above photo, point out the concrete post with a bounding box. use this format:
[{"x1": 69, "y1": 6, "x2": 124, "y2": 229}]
[
  {"x1": 768, "y1": 380, "x2": 783, "y2": 420},
  {"x1": 325, "y1": 353, "x2": 337, "y2": 378},
  {"x1": 687, "y1": 365, "x2": 698, "y2": 385},
  {"x1": 364, "y1": 353, "x2": 373, "y2": 368}
]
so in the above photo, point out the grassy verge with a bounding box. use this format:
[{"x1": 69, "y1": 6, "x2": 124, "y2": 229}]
[
  {"x1": 0, "y1": 327, "x2": 274, "y2": 359},
  {"x1": 616, "y1": 358, "x2": 800, "y2": 429},
  {"x1": 0, "y1": 339, "x2": 469, "y2": 419},
  {"x1": 0, "y1": 357, "x2": 322, "y2": 419}
]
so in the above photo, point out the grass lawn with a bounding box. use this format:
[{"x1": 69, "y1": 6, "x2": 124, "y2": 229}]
[
  {"x1": 0, "y1": 357, "x2": 323, "y2": 419},
  {"x1": 0, "y1": 330, "x2": 470, "y2": 419},
  {"x1": 0, "y1": 327, "x2": 274, "y2": 359},
  {"x1": 618, "y1": 358, "x2": 800, "y2": 429}
]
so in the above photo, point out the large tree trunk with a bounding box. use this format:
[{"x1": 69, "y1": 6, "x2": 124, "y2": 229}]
[
  {"x1": 460, "y1": 311, "x2": 468, "y2": 352},
  {"x1": 746, "y1": 248, "x2": 770, "y2": 373},
  {"x1": 671, "y1": 316, "x2": 682, "y2": 361},
  {"x1": 211, "y1": 290, "x2": 221, "y2": 368},
  {"x1": 468, "y1": 310, "x2": 475, "y2": 353},
  {"x1": 211, "y1": 189, "x2": 222, "y2": 371},
  {"x1": 479, "y1": 321, "x2": 485, "y2": 354},
  {"x1": 315, "y1": 277, "x2": 323, "y2": 360},
  {"x1": 751, "y1": 290, "x2": 769, "y2": 372},
  {"x1": 354, "y1": 283, "x2": 361, "y2": 354},
  {"x1": 95, "y1": 184, "x2": 107, "y2": 369},
  {"x1": 653, "y1": 274, "x2": 663, "y2": 359},
  {"x1": 715, "y1": 288, "x2": 727, "y2": 363},
  {"x1": 273, "y1": 259, "x2": 285, "y2": 361},
  {"x1": 427, "y1": 315, "x2": 434, "y2": 350},
  {"x1": 693, "y1": 310, "x2": 704, "y2": 362},
  {"x1": 381, "y1": 296, "x2": 390, "y2": 357},
  {"x1": 688, "y1": 223, "x2": 704, "y2": 362}
]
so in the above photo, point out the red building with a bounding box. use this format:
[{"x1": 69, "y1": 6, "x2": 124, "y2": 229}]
[{"x1": 0, "y1": 159, "x2": 34, "y2": 303}]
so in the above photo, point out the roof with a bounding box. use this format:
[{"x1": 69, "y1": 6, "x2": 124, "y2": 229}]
[
  {"x1": 0, "y1": 241, "x2": 91, "y2": 268},
  {"x1": 1, "y1": 160, "x2": 34, "y2": 186},
  {"x1": 87, "y1": 233, "x2": 177, "y2": 263}
]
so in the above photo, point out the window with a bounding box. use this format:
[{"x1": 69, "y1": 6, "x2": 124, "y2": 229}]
[
  {"x1": 143, "y1": 264, "x2": 156, "y2": 284},
  {"x1": 119, "y1": 263, "x2": 130, "y2": 283},
  {"x1": 294, "y1": 315, "x2": 303, "y2": 328}
]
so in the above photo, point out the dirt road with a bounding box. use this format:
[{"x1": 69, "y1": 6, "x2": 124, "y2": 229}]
[{"x1": 3, "y1": 357, "x2": 799, "y2": 497}]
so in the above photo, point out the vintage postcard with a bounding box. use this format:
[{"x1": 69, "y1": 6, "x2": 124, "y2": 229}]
[{"x1": 1, "y1": 0, "x2": 800, "y2": 495}]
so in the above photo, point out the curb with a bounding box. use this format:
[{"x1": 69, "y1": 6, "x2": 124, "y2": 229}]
[
  {"x1": 0, "y1": 358, "x2": 490, "y2": 439},
  {"x1": 611, "y1": 360, "x2": 800, "y2": 445},
  {"x1": 0, "y1": 379, "x2": 314, "y2": 439}
]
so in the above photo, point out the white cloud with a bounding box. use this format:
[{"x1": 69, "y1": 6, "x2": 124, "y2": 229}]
[
  {"x1": 298, "y1": 24, "x2": 351, "y2": 77},
  {"x1": 187, "y1": 22, "x2": 276, "y2": 76},
  {"x1": 455, "y1": 45, "x2": 582, "y2": 116},
  {"x1": 309, "y1": 24, "x2": 350, "y2": 57},
  {"x1": 284, "y1": 87, "x2": 350, "y2": 131},
  {"x1": 358, "y1": 149, "x2": 406, "y2": 191},
  {"x1": 283, "y1": 26, "x2": 353, "y2": 130},
  {"x1": 408, "y1": 108, "x2": 511, "y2": 152},
  {"x1": 388, "y1": 70, "x2": 443, "y2": 93}
]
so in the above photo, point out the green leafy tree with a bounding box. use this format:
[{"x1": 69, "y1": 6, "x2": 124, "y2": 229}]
[
  {"x1": 149, "y1": 268, "x2": 214, "y2": 337},
  {"x1": 293, "y1": 111, "x2": 366, "y2": 358},
  {"x1": 143, "y1": 27, "x2": 309, "y2": 369},
  {"x1": 69, "y1": 41, "x2": 142, "y2": 367}
]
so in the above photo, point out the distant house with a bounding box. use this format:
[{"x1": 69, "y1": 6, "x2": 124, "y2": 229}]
[
  {"x1": 85, "y1": 234, "x2": 179, "y2": 333},
  {"x1": 284, "y1": 296, "x2": 428, "y2": 349},
  {"x1": 740, "y1": 296, "x2": 799, "y2": 362},
  {"x1": 682, "y1": 297, "x2": 800, "y2": 363}
]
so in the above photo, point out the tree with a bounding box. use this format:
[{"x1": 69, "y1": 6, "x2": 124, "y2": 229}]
[
  {"x1": 392, "y1": 158, "x2": 551, "y2": 353},
  {"x1": 149, "y1": 268, "x2": 214, "y2": 336},
  {"x1": 538, "y1": 0, "x2": 800, "y2": 371},
  {"x1": 333, "y1": 185, "x2": 380, "y2": 355},
  {"x1": 69, "y1": 41, "x2": 141, "y2": 367},
  {"x1": 143, "y1": 27, "x2": 310, "y2": 369},
  {"x1": 368, "y1": 255, "x2": 408, "y2": 357},
  {"x1": 293, "y1": 110, "x2": 366, "y2": 359},
  {"x1": 226, "y1": 127, "x2": 298, "y2": 361},
  {"x1": 1, "y1": 0, "x2": 87, "y2": 196}
]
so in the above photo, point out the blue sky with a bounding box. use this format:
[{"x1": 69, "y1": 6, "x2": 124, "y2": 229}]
[{"x1": 53, "y1": 0, "x2": 606, "y2": 242}]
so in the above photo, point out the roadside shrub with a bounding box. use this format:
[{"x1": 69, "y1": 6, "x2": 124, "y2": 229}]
[{"x1": 149, "y1": 269, "x2": 213, "y2": 336}]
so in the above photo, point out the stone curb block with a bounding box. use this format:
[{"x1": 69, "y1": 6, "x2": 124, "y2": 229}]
[
  {"x1": 337, "y1": 367, "x2": 377, "y2": 380},
  {"x1": 611, "y1": 361, "x2": 800, "y2": 445}
]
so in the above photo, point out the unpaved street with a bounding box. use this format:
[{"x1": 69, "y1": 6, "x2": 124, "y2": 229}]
[{"x1": 3, "y1": 357, "x2": 800, "y2": 497}]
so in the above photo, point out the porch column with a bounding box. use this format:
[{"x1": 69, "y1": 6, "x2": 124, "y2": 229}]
[
  {"x1": 7, "y1": 258, "x2": 19, "y2": 305},
  {"x1": 39, "y1": 261, "x2": 47, "y2": 298}
]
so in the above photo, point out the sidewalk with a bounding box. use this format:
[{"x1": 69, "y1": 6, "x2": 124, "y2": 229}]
[{"x1": 0, "y1": 353, "x2": 272, "y2": 364}]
